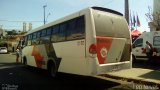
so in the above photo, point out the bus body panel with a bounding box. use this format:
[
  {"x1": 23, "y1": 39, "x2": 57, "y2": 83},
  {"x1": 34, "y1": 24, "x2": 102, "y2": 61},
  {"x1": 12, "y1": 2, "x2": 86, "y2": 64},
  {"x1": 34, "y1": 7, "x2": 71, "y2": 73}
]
[
  {"x1": 104, "y1": 38, "x2": 127, "y2": 63},
  {"x1": 22, "y1": 45, "x2": 50, "y2": 69},
  {"x1": 53, "y1": 39, "x2": 87, "y2": 75},
  {"x1": 87, "y1": 8, "x2": 132, "y2": 74},
  {"x1": 22, "y1": 46, "x2": 37, "y2": 67},
  {"x1": 92, "y1": 9, "x2": 130, "y2": 38}
]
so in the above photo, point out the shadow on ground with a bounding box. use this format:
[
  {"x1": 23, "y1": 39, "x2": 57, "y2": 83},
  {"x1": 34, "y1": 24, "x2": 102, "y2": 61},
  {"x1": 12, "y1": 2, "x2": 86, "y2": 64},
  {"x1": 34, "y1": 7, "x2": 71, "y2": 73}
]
[
  {"x1": 0, "y1": 63, "x2": 120, "y2": 90},
  {"x1": 133, "y1": 60, "x2": 160, "y2": 70}
]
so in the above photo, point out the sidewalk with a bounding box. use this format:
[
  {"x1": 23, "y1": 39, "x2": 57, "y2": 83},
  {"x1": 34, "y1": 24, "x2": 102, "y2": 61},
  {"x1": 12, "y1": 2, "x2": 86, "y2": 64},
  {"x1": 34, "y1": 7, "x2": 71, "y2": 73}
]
[{"x1": 100, "y1": 68, "x2": 160, "y2": 85}]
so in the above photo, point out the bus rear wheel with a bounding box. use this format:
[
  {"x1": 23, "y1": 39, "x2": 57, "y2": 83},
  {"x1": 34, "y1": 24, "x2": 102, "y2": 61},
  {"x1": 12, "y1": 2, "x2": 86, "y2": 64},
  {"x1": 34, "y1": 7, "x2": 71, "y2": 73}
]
[
  {"x1": 48, "y1": 61, "x2": 57, "y2": 78},
  {"x1": 23, "y1": 57, "x2": 27, "y2": 65},
  {"x1": 132, "y1": 55, "x2": 137, "y2": 62}
]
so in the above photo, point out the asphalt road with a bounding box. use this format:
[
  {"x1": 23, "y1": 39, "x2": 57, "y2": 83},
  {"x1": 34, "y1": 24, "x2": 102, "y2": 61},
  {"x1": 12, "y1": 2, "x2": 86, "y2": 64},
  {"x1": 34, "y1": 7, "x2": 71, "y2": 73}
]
[
  {"x1": 0, "y1": 53, "x2": 16, "y2": 63},
  {"x1": 0, "y1": 53, "x2": 120, "y2": 90},
  {"x1": 133, "y1": 60, "x2": 160, "y2": 70}
]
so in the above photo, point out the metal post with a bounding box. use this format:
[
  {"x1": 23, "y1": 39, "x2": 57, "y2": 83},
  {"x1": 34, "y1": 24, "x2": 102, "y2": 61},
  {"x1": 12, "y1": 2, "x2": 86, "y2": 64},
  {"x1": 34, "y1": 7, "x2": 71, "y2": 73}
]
[
  {"x1": 125, "y1": 0, "x2": 129, "y2": 24},
  {"x1": 43, "y1": 5, "x2": 47, "y2": 25}
]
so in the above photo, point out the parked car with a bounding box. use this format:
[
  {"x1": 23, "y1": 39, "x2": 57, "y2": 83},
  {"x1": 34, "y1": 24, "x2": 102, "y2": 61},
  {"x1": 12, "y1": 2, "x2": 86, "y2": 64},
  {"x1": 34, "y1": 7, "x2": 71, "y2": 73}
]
[{"x1": 0, "y1": 47, "x2": 8, "y2": 54}]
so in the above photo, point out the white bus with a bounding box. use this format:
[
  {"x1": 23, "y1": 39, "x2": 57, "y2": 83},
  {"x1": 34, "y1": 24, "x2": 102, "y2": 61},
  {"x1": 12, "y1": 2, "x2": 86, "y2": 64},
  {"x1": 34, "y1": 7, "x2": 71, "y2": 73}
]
[{"x1": 22, "y1": 7, "x2": 132, "y2": 77}]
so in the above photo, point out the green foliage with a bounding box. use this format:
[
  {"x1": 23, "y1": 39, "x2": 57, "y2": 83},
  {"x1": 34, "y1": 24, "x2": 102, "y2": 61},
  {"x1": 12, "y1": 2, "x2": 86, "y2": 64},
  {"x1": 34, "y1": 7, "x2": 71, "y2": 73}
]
[
  {"x1": 0, "y1": 40, "x2": 7, "y2": 47},
  {"x1": 7, "y1": 30, "x2": 18, "y2": 35}
]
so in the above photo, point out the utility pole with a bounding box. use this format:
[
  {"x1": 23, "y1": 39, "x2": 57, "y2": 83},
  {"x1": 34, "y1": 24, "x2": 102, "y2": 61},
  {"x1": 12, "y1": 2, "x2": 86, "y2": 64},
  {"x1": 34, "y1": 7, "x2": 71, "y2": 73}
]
[
  {"x1": 125, "y1": 0, "x2": 129, "y2": 24},
  {"x1": 43, "y1": 5, "x2": 47, "y2": 25}
]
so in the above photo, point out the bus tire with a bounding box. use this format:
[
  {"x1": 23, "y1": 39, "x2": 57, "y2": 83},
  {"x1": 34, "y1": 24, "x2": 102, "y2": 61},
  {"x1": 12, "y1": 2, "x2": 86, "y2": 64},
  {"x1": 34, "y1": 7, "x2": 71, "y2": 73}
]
[
  {"x1": 48, "y1": 60, "x2": 57, "y2": 78},
  {"x1": 132, "y1": 55, "x2": 137, "y2": 62},
  {"x1": 23, "y1": 56, "x2": 27, "y2": 65}
]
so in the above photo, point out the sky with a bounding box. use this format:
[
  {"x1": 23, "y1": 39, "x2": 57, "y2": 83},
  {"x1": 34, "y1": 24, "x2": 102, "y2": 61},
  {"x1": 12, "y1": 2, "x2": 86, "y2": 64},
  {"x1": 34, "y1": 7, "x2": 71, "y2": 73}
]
[{"x1": 0, "y1": 0, "x2": 153, "y2": 32}]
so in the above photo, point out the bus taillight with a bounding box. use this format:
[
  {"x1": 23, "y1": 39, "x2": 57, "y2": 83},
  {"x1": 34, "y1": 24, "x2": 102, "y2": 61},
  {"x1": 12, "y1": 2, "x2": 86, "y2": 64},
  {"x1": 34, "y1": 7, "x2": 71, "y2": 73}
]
[{"x1": 89, "y1": 44, "x2": 97, "y2": 54}]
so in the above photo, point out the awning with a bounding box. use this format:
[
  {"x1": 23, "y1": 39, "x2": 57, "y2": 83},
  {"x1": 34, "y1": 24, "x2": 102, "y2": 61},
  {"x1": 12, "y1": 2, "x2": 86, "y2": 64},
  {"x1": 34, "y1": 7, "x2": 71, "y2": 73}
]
[{"x1": 131, "y1": 30, "x2": 141, "y2": 36}]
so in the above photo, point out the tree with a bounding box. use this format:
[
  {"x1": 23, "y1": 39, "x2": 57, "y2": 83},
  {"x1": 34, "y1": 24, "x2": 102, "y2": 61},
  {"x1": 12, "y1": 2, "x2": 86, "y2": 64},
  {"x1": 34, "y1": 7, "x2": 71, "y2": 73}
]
[
  {"x1": 0, "y1": 40, "x2": 7, "y2": 47},
  {"x1": 7, "y1": 30, "x2": 18, "y2": 35},
  {"x1": 146, "y1": 6, "x2": 160, "y2": 31}
]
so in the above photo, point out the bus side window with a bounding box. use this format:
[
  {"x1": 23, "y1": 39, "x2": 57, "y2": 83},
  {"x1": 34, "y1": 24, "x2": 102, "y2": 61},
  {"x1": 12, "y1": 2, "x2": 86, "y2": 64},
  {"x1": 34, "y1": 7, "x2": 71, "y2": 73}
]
[
  {"x1": 51, "y1": 25, "x2": 59, "y2": 42},
  {"x1": 24, "y1": 36, "x2": 28, "y2": 46},
  {"x1": 36, "y1": 31, "x2": 41, "y2": 44},
  {"x1": 47, "y1": 27, "x2": 52, "y2": 36},
  {"x1": 40, "y1": 29, "x2": 47, "y2": 44},
  {"x1": 40, "y1": 29, "x2": 51, "y2": 44},
  {"x1": 27, "y1": 34, "x2": 32, "y2": 46},
  {"x1": 57, "y1": 23, "x2": 67, "y2": 41},
  {"x1": 67, "y1": 19, "x2": 76, "y2": 40},
  {"x1": 46, "y1": 27, "x2": 52, "y2": 42},
  {"x1": 66, "y1": 16, "x2": 85, "y2": 40},
  {"x1": 76, "y1": 16, "x2": 85, "y2": 35},
  {"x1": 44, "y1": 28, "x2": 51, "y2": 43},
  {"x1": 32, "y1": 32, "x2": 37, "y2": 45},
  {"x1": 41, "y1": 29, "x2": 46, "y2": 37}
]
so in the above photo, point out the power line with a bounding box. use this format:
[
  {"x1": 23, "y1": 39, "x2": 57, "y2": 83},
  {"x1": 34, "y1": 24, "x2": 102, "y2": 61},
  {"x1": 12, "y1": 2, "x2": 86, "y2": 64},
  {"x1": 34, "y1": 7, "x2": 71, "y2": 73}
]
[
  {"x1": 3, "y1": 26, "x2": 22, "y2": 27},
  {"x1": 0, "y1": 20, "x2": 43, "y2": 22}
]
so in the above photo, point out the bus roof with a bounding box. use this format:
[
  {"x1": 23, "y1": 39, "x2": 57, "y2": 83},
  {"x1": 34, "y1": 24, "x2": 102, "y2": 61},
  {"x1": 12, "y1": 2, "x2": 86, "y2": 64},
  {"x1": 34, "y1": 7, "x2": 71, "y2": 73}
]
[
  {"x1": 26, "y1": 6, "x2": 123, "y2": 35},
  {"x1": 91, "y1": 7, "x2": 123, "y2": 16}
]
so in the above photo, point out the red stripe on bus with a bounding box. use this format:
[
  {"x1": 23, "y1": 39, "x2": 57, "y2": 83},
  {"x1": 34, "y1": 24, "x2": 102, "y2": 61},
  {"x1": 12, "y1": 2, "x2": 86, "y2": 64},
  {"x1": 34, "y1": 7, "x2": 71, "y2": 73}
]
[
  {"x1": 32, "y1": 46, "x2": 44, "y2": 68},
  {"x1": 96, "y1": 36, "x2": 113, "y2": 64}
]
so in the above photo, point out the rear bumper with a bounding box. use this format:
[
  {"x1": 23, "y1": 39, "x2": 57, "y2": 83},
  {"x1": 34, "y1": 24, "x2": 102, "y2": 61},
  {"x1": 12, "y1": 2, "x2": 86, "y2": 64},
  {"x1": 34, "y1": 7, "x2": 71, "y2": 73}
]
[{"x1": 96, "y1": 61, "x2": 132, "y2": 75}]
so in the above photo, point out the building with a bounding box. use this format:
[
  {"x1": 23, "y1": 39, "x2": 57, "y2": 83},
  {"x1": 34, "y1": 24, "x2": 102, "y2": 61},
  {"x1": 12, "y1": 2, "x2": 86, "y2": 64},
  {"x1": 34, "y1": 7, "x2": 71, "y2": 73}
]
[
  {"x1": 150, "y1": 0, "x2": 160, "y2": 31},
  {"x1": 23, "y1": 22, "x2": 27, "y2": 32},
  {"x1": 0, "y1": 29, "x2": 7, "y2": 39},
  {"x1": 153, "y1": 0, "x2": 160, "y2": 14}
]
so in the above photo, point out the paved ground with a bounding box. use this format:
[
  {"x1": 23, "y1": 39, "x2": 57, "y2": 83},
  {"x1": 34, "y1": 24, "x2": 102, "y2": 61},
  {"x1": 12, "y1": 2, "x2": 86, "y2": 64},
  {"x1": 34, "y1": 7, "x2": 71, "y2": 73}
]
[
  {"x1": 133, "y1": 60, "x2": 160, "y2": 70},
  {"x1": 0, "y1": 65, "x2": 120, "y2": 90},
  {"x1": 0, "y1": 53, "x2": 16, "y2": 63},
  {"x1": 0, "y1": 53, "x2": 120, "y2": 90},
  {"x1": 1, "y1": 53, "x2": 160, "y2": 90},
  {"x1": 105, "y1": 60, "x2": 160, "y2": 90}
]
